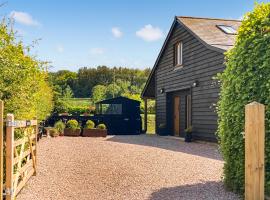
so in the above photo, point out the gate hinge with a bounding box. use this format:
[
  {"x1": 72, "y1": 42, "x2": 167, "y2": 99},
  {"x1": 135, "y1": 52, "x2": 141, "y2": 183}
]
[{"x1": 4, "y1": 188, "x2": 14, "y2": 196}]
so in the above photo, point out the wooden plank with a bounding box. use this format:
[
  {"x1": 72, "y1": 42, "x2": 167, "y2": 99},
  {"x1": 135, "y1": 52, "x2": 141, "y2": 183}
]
[
  {"x1": 6, "y1": 114, "x2": 14, "y2": 200},
  {"x1": 7, "y1": 120, "x2": 38, "y2": 128},
  {"x1": 33, "y1": 117, "x2": 38, "y2": 176},
  {"x1": 245, "y1": 102, "x2": 265, "y2": 200},
  {"x1": 13, "y1": 137, "x2": 26, "y2": 193},
  {"x1": 13, "y1": 135, "x2": 35, "y2": 147},
  {"x1": 18, "y1": 160, "x2": 33, "y2": 175},
  {"x1": 13, "y1": 147, "x2": 35, "y2": 165},
  {"x1": 14, "y1": 168, "x2": 34, "y2": 196},
  {"x1": 28, "y1": 134, "x2": 37, "y2": 176},
  {"x1": 0, "y1": 100, "x2": 3, "y2": 200}
]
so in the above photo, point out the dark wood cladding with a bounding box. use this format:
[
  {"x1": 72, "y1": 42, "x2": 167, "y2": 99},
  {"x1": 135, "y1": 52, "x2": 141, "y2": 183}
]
[{"x1": 155, "y1": 22, "x2": 225, "y2": 140}]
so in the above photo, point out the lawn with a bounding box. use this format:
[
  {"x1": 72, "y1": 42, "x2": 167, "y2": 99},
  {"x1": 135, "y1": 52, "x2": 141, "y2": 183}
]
[{"x1": 141, "y1": 114, "x2": 155, "y2": 134}]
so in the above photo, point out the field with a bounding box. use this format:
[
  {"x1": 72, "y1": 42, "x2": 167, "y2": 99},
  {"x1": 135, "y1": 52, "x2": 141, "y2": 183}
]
[{"x1": 63, "y1": 98, "x2": 93, "y2": 107}]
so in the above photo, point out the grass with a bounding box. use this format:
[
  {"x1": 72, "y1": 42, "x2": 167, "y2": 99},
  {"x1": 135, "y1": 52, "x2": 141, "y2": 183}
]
[
  {"x1": 63, "y1": 98, "x2": 93, "y2": 107},
  {"x1": 141, "y1": 114, "x2": 155, "y2": 134}
]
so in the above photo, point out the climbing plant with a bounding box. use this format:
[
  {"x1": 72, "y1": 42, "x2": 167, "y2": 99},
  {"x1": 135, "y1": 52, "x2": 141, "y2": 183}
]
[{"x1": 217, "y1": 2, "x2": 270, "y2": 194}]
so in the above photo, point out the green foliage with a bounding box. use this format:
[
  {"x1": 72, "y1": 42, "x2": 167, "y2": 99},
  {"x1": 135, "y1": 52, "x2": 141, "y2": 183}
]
[
  {"x1": 66, "y1": 119, "x2": 79, "y2": 130},
  {"x1": 54, "y1": 120, "x2": 65, "y2": 134},
  {"x1": 92, "y1": 85, "x2": 107, "y2": 103},
  {"x1": 85, "y1": 120, "x2": 95, "y2": 129},
  {"x1": 184, "y1": 126, "x2": 192, "y2": 133},
  {"x1": 0, "y1": 19, "x2": 53, "y2": 120},
  {"x1": 49, "y1": 128, "x2": 59, "y2": 137},
  {"x1": 54, "y1": 98, "x2": 93, "y2": 115},
  {"x1": 96, "y1": 123, "x2": 106, "y2": 130},
  {"x1": 217, "y1": 3, "x2": 270, "y2": 194}
]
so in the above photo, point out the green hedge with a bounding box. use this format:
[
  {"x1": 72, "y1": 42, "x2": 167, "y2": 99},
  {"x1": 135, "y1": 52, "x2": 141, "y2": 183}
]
[{"x1": 217, "y1": 3, "x2": 270, "y2": 194}]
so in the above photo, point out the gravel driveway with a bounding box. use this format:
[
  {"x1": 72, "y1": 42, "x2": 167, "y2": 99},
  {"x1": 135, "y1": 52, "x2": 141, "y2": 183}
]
[{"x1": 17, "y1": 135, "x2": 239, "y2": 200}]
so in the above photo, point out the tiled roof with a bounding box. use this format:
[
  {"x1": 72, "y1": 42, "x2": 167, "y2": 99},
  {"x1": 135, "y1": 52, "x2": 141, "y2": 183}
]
[{"x1": 177, "y1": 16, "x2": 241, "y2": 51}]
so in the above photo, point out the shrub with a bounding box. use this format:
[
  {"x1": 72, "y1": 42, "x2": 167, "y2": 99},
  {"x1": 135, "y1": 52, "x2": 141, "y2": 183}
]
[
  {"x1": 54, "y1": 120, "x2": 65, "y2": 134},
  {"x1": 49, "y1": 129, "x2": 59, "y2": 137},
  {"x1": 96, "y1": 123, "x2": 106, "y2": 130},
  {"x1": 217, "y1": 3, "x2": 270, "y2": 194},
  {"x1": 66, "y1": 119, "x2": 79, "y2": 130},
  {"x1": 85, "y1": 120, "x2": 95, "y2": 129},
  {"x1": 184, "y1": 126, "x2": 192, "y2": 133}
]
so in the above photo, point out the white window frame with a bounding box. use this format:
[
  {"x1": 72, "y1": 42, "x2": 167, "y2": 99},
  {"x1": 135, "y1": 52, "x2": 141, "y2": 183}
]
[{"x1": 175, "y1": 42, "x2": 183, "y2": 67}]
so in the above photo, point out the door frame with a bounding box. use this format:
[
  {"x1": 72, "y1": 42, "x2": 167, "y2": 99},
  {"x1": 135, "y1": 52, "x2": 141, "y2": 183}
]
[
  {"x1": 173, "y1": 96, "x2": 180, "y2": 136},
  {"x1": 167, "y1": 88, "x2": 192, "y2": 137}
]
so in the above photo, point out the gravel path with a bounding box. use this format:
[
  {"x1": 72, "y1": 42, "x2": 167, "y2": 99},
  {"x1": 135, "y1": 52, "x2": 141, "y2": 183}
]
[{"x1": 17, "y1": 135, "x2": 239, "y2": 200}]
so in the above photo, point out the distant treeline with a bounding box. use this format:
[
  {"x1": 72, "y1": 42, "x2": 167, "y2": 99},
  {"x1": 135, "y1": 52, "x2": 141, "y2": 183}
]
[
  {"x1": 49, "y1": 66, "x2": 151, "y2": 98},
  {"x1": 49, "y1": 66, "x2": 155, "y2": 114}
]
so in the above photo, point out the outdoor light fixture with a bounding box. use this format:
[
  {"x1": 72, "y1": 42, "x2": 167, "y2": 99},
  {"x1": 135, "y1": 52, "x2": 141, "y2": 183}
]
[
  {"x1": 159, "y1": 88, "x2": 165, "y2": 94},
  {"x1": 192, "y1": 81, "x2": 199, "y2": 87}
]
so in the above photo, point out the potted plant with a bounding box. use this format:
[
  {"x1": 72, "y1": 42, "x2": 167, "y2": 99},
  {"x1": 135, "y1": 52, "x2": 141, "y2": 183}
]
[
  {"x1": 54, "y1": 120, "x2": 65, "y2": 136},
  {"x1": 184, "y1": 126, "x2": 193, "y2": 142},
  {"x1": 64, "y1": 119, "x2": 81, "y2": 136},
  {"x1": 82, "y1": 121, "x2": 107, "y2": 137},
  {"x1": 49, "y1": 128, "x2": 59, "y2": 137},
  {"x1": 158, "y1": 123, "x2": 167, "y2": 136}
]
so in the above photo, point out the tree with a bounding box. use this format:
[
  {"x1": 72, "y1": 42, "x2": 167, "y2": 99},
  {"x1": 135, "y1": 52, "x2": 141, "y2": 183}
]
[
  {"x1": 217, "y1": 2, "x2": 270, "y2": 194},
  {"x1": 92, "y1": 85, "x2": 107, "y2": 103},
  {"x1": 0, "y1": 20, "x2": 53, "y2": 120}
]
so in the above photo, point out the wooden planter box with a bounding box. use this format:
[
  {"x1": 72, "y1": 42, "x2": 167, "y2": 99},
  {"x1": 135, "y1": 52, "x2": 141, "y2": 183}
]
[
  {"x1": 64, "y1": 128, "x2": 81, "y2": 137},
  {"x1": 82, "y1": 128, "x2": 107, "y2": 137}
]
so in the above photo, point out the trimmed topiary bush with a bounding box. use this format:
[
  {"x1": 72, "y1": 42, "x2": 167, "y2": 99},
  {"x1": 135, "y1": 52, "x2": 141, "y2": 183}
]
[
  {"x1": 85, "y1": 120, "x2": 95, "y2": 129},
  {"x1": 54, "y1": 120, "x2": 65, "y2": 135},
  {"x1": 217, "y1": 3, "x2": 270, "y2": 195},
  {"x1": 66, "y1": 119, "x2": 79, "y2": 130},
  {"x1": 96, "y1": 123, "x2": 106, "y2": 130}
]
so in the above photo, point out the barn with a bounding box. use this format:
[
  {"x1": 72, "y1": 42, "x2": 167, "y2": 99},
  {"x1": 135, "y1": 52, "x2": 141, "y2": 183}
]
[{"x1": 141, "y1": 16, "x2": 241, "y2": 141}]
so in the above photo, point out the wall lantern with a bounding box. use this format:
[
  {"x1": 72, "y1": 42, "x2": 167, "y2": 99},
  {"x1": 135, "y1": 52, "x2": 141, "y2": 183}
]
[
  {"x1": 159, "y1": 88, "x2": 165, "y2": 94},
  {"x1": 192, "y1": 81, "x2": 199, "y2": 87}
]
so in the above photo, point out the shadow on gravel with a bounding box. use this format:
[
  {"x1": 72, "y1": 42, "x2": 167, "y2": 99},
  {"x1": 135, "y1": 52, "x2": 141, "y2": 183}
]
[
  {"x1": 148, "y1": 181, "x2": 239, "y2": 200},
  {"x1": 106, "y1": 135, "x2": 222, "y2": 160}
]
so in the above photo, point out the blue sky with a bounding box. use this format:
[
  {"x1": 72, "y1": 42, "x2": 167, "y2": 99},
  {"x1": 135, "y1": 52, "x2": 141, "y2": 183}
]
[{"x1": 1, "y1": 0, "x2": 266, "y2": 71}]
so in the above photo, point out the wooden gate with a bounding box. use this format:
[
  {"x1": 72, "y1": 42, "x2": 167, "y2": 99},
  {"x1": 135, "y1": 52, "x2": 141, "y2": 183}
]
[{"x1": 0, "y1": 100, "x2": 38, "y2": 200}]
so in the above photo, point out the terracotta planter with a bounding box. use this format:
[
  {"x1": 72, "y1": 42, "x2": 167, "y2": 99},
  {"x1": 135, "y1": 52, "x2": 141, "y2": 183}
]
[
  {"x1": 82, "y1": 128, "x2": 107, "y2": 137},
  {"x1": 64, "y1": 128, "x2": 81, "y2": 137}
]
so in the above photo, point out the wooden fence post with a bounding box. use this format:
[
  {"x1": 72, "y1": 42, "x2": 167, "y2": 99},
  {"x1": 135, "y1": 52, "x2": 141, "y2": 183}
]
[
  {"x1": 6, "y1": 114, "x2": 14, "y2": 200},
  {"x1": 0, "y1": 101, "x2": 3, "y2": 200},
  {"x1": 245, "y1": 102, "x2": 265, "y2": 200}
]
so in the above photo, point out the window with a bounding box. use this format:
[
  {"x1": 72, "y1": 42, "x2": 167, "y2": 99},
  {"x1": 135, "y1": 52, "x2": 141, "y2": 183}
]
[
  {"x1": 217, "y1": 25, "x2": 237, "y2": 34},
  {"x1": 97, "y1": 104, "x2": 122, "y2": 115},
  {"x1": 174, "y1": 42, "x2": 183, "y2": 67}
]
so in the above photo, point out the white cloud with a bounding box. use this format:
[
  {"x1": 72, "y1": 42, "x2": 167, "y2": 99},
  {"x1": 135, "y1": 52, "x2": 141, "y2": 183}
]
[
  {"x1": 112, "y1": 27, "x2": 123, "y2": 38},
  {"x1": 90, "y1": 48, "x2": 105, "y2": 55},
  {"x1": 136, "y1": 24, "x2": 164, "y2": 42},
  {"x1": 10, "y1": 11, "x2": 40, "y2": 26},
  {"x1": 56, "y1": 45, "x2": 64, "y2": 53}
]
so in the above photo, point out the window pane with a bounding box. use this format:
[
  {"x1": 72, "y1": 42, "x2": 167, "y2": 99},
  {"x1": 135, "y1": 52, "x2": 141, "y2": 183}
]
[
  {"x1": 101, "y1": 104, "x2": 122, "y2": 115},
  {"x1": 217, "y1": 25, "x2": 236, "y2": 34}
]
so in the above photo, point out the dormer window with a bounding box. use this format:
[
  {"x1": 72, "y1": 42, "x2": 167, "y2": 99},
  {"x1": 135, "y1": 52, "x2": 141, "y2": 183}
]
[
  {"x1": 174, "y1": 42, "x2": 183, "y2": 67},
  {"x1": 217, "y1": 25, "x2": 237, "y2": 34}
]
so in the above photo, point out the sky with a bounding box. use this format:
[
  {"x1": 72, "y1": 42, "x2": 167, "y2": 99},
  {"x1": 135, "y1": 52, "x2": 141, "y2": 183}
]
[{"x1": 0, "y1": 0, "x2": 267, "y2": 71}]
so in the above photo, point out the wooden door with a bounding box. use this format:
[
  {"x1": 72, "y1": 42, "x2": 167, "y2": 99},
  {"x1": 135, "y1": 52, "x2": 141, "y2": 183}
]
[{"x1": 173, "y1": 96, "x2": 180, "y2": 136}]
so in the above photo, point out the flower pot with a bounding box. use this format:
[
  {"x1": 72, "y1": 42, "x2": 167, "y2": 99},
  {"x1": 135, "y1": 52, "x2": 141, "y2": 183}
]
[
  {"x1": 64, "y1": 128, "x2": 81, "y2": 137},
  {"x1": 185, "y1": 133, "x2": 192, "y2": 142},
  {"x1": 82, "y1": 128, "x2": 107, "y2": 137},
  {"x1": 49, "y1": 129, "x2": 59, "y2": 137}
]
